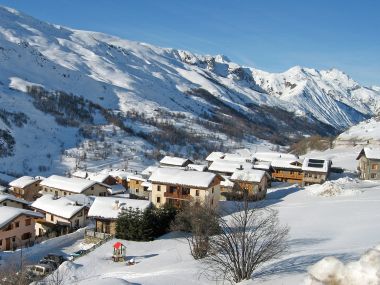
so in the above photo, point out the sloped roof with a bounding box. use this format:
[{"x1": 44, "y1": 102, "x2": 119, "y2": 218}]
[
  {"x1": 253, "y1": 152, "x2": 298, "y2": 162},
  {"x1": 160, "y1": 156, "x2": 191, "y2": 166},
  {"x1": 9, "y1": 176, "x2": 39, "y2": 188},
  {"x1": 271, "y1": 159, "x2": 302, "y2": 170},
  {"x1": 0, "y1": 206, "x2": 43, "y2": 229},
  {"x1": 357, "y1": 147, "x2": 380, "y2": 160},
  {"x1": 88, "y1": 197, "x2": 150, "y2": 219},
  {"x1": 205, "y1": 152, "x2": 225, "y2": 162},
  {"x1": 208, "y1": 159, "x2": 252, "y2": 174},
  {"x1": 231, "y1": 169, "x2": 266, "y2": 183},
  {"x1": 107, "y1": 184, "x2": 126, "y2": 195},
  {"x1": 149, "y1": 168, "x2": 219, "y2": 189},
  {"x1": 187, "y1": 164, "x2": 207, "y2": 172},
  {"x1": 31, "y1": 194, "x2": 85, "y2": 219},
  {"x1": 302, "y1": 158, "x2": 330, "y2": 173},
  {"x1": 40, "y1": 175, "x2": 100, "y2": 193},
  {"x1": 0, "y1": 194, "x2": 30, "y2": 205},
  {"x1": 141, "y1": 166, "x2": 159, "y2": 176}
]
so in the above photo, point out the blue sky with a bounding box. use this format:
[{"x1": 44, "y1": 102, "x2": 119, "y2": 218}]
[{"x1": 0, "y1": 0, "x2": 379, "y2": 86}]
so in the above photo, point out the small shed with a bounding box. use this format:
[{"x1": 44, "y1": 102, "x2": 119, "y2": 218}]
[{"x1": 112, "y1": 241, "x2": 126, "y2": 262}]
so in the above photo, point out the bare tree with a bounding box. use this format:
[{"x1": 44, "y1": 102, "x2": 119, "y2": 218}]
[
  {"x1": 203, "y1": 202, "x2": 289, "y2": 283},
  {"x1": 172, "y1": 200, "x2": 219, "y2": 259}
]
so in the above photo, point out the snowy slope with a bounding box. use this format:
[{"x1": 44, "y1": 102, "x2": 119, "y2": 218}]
[
  {"x1": 335, "y1": 116, "x2": 380, "y2": 145},
  {"x1": 0, "y1": 6, "x2": 379, "y2": 177}
]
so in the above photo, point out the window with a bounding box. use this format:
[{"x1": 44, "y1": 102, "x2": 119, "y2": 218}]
[
  {"x1": 157, "y1": 185, "x2": 161, "y2": 192},
  {"x1": 3, "y1": 202, "x2": 6, "y2": 206},
  {"x1": 91, "y1": 186, "x2": 94, "y2": 190},
  {"x1": 372, "y1": 164, "x2": 379, "y2": 170},
  {"x1": 21, "y1": 232, "x2": 31, "y2": 240},
  {"x1": 156, "y1": 197, "x2": 161, "y2": 203},
  {"x1": 12, "y1": 236, "x2": 15, "y2": 242},
  {"x1": 371, "y1": 173, "x2": 377, "y2": 179},
  {"x1": 195, "y1": 190, "x2": 199, "y2": 197},
  {"x1": 15, "y1": 222, "x2": 19, "y2": 228},
  {"x1": 50, "y1": 214, "x2": 54, "y2": 222},
  {"x1": 136, "y1": 181, "x2": 139, "y2": 185},
  {"x1": 0, "y1": 239, "x2": 2, "y2": 246},
  {"x1": 25, "y1": 218, "x2": 31, "y2": 226},
  {"x1": 182, "y1": 187, "x2": 190, "y2": 196},
  {"x1": 64, "y1": 192, "x2": 67, "y2": 196},
  {"x1": 136, "y1": 189, "x2": 139, "y2": 193},
  {"x1": 77, "y1": 210, "x2": 83, "y2": 217},
  {"x1": 5, "y1": 224, "x2": 13, "y2": 231},
  {"x1": 211, "y1": 188, "x2": 214, "y2": 194}
]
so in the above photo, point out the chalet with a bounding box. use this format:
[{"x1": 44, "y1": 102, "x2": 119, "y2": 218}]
[
  {"x1": 9, "y1": 176, "x2": 43, "y2": 201},
  {"x1": 271, "y1": 159, "x2": 304, "y2": 184},
  {"x1": 230, "y1": 169, "x2": 268, "y2": 200},
  {"x1": 108, "y1": 170, "x2": 129, "y2": 188},
  {"x1": 0, "y1": 194, "x2": 30, "y2": 209},
  {"x1": 40, "y1": 175, "x2": 109, "y2": 197},
  {"x1": 0, "y1": 206, "x2": 43, "y2": 251},
  {"x1": 357, "y1": 147, "x2": 380, "y2": 180},
  {"x1": 88, "y1": 197, "x2": 149, "y2": 235},
  {"x1": 220, "y1": 176, "x2": 234, "y2": 195},
  {"x1": 159, "y1": 156, "x2": 193, "y2": 168},
  {"x1": 302, "y1": 158, "x2": 331, "y2": 186},
  {"x1": 149, "y1": 168, "x2": 223, "y2": 208},
  {"x1": 253, "y1": 161, "x2": 274, "y2": 186},
  {"x1": 128, "y1": 174, "x2": 149, "y2": 198},
  {"x1": 87, "y1": 172, "x2": 117, "y2": 185},
  {"x1": 31, "y1": 194, "x2": 87, "y2": 236}
]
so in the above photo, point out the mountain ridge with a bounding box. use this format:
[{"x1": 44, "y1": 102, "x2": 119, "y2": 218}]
[{"x1": 0, "y1": 5, "x2": 379, "y2": 177}]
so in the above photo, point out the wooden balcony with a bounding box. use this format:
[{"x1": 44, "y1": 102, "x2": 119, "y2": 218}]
[{"x1": 273, "y1": 171, "x2": 303, "y2": 180}]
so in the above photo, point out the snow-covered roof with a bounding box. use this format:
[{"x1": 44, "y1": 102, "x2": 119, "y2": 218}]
[
  {"x1": 357, "y1": 147, "x2": 380, "y2": 160},
  {"x1": 271, "y1": 159, "x2": 302, "y2": 170},
  {"x1": 149, "y1": 168, "x2": 219, "y2": 189},
  {"x1": 9, "y1": 176, "x2": 40, "y2": 188},
  {"x1": 205, "y1": 151, "x2": 225, "y2": 162},
  {"x1": 231, "y1": 169, "x2": 266, "y2": 183},
  {"x1": 220, "y1": 176, "x2": 234, "y2": 188},
  {"x1": 253, "y1": 152, "x2": 298, "y2": 162},
  {"x1": 208, "y1": 160, "x2": 252, "y2": 174},
  {"x1": 31, "y1": 194, "x2": 85, "y2": 219},
  {"x1": 87, "y1": 172, "x2": 112, "y2": 184},
  {"x1": 108, "y1": 169, "x2": 129, "y2": 180},
  {"x1": 0, "y1": 194, "x2": 30, "y2": 205},
  {"x1": 253, "y1": 161, "x2": 272, "y2": 171},
  {"x1": 187, "y1": 164, "x2": 207, "y2": 172},
  {"x1": 127, "y1": 174, "x2": 146, "y2": 182},
  {"x1": 107, "y1": 184, "x2": 126, "y2": 195},
  {"x1": 66, "y1": 194, "x2": 94, "y2": 206},
  {"x1": 0, "y1": 206, "x2": 43, "y2": 229},
  {"x1": 302, "y1": 158, "x2": 330, "y2": 173},
  {"x1": 88, "y1": 197, "x2": 150, "y2": 219},
  {"x1": 40, "y1": 175, "x2": 101, "y2": 194},
  {"x1": 141, "y1": 166, "x2": 159, "y2": 177},
  {"x1": 223, "y1": 153, "x2": 252, "y2": 163},
  {"x1": 72, "y1": 170, "x2": 88, "y2": 179},
  {"x1": 160, "y1": 156, "x2": 191, "y2": 167}
]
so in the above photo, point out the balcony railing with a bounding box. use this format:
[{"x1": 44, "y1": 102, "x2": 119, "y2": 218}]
[{"x1": 84, "y1": 229, "x2": 112, "y2": 240}]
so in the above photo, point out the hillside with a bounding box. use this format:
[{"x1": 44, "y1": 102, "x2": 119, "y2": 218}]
[{"x1": 0, "y1": 6, "x2": 379, "y2": 178}]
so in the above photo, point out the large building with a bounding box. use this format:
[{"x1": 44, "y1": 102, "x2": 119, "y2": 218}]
[
  {"x1": 149, "y1": 168, "x2": 223, "y2": 208},
  {"x1": 302, "y1": 158, "x2": 331, "y2": 186},
  {"x1": 357, "y1": 147, "x2": 380, "y2": 180}
]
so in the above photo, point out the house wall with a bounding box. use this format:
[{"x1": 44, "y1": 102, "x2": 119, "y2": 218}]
[
  {"x1": 0, "y1": 215, "x2": 36, "y2": 251},
  {"x1": 95, "y1": 219, "x2": 116, "y2": 235},
  {"x1": 10, "y1": 182, "x2": 41, "y2": 201},
  {"x1": 128, "y1": 179, "x2": 148, "y2": 198},
  {"x1": 358, "y1": 156, "x2": 380, "y2": 180},
  {"x1": 151, "y1": 178, "x2": 221, "y2": 208},
  {"x1": 0, "y1": 200, "x2": 28, "y2": 209},
  {"x1": 303, "y1": 172, "x2": 327, "y2": 185},
  {"x1": 272, "y1": 169, "x2": 303, "y2": 184},
  {"x1": 42, "y1": 183, "x2": 108, "y2": 197},
  {"x1": 234, "y1": 176, "x2": 268, "y2": 200}
]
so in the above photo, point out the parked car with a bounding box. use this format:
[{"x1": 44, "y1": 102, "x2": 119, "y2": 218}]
[
  {"x1": 42, "y1": 253, "x2": 66, "y2": 265},
  {"x1": 25, "y1": 264, "x2": 54, "y2": 276},
  {"x1": 39, "y1": 258, "x2": 59, "y2": 269},
  {"x1": 69, "y1": 249, "x2": 87, "y2": 259}
]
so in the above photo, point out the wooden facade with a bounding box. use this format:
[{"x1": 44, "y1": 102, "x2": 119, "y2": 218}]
[
  {"x1": 9, "y1": 180, "x2": 42, "y2": 202},
  {"x1": 272, "y1": 168, "x2": 303, "y2": 184}
]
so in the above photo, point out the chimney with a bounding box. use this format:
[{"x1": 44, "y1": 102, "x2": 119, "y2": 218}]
[{"x1": 112, "y1": 200, "x2": 120, "y2": 210}]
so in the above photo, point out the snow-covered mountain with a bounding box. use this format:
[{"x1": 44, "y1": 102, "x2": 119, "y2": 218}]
[{"x1": 0, "y1": 6, "x2": 379, "y2": 177}]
